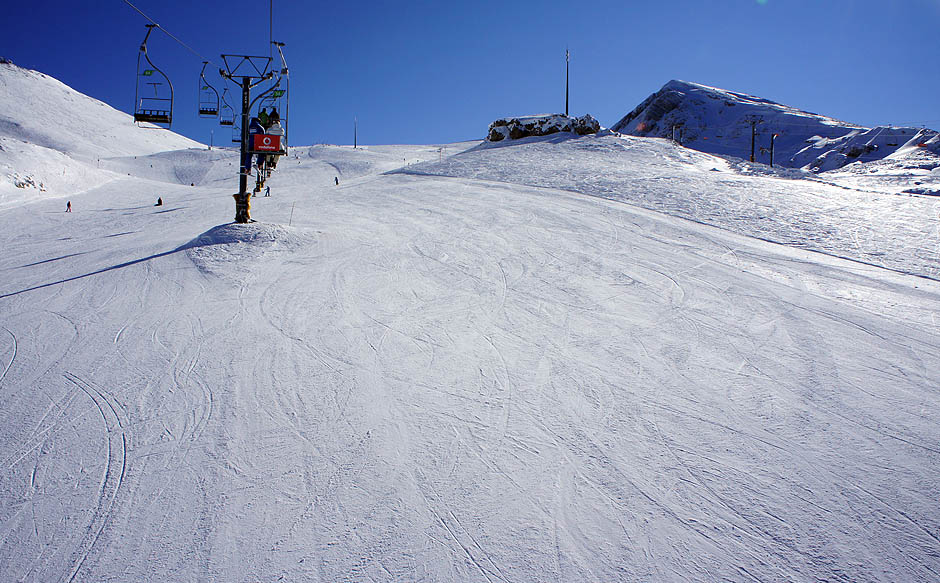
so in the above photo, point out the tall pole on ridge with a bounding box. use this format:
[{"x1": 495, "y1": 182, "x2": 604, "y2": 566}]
[
  {"x1": 770, "y1": 133, "x2": 778, "y2": 167},
  {"x1": 747, "y1": 116, "x2": 763, "y2": 163},
  {"x1": 565, "y1": 47, "x2": 569, "y2": 117}
]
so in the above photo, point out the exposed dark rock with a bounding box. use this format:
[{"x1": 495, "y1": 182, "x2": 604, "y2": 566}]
[{"x1": 486, "y1": 114, "x2": 602, "y2": 142}]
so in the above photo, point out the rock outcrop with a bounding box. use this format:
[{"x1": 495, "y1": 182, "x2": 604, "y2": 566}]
[{"x1": 487, "y1": 114, "x2": 601, "y2": 142}]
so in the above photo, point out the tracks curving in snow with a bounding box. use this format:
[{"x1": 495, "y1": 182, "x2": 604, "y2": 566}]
[
  {"x1": 0, "y1": 326, "x2": 15, "y2": 387},
  {"x1": 62, "y1": 372, "x2": 128, "y2": 583}
]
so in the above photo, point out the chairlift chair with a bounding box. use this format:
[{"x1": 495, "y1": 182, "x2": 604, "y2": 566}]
[
  {"x1": 219, "y1": 88, "x2": 235, "y2": 126},
  {"x1": 198, "y1": 62, "x2": 220, "y2": 118},
  {"x1": 134, "y1": 24, "x2": 174, "y2": 128}
]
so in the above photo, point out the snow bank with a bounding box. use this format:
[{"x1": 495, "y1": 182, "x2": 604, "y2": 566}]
[{"x1": 185, "y1": 222, "x2": 316, "y2": 281}]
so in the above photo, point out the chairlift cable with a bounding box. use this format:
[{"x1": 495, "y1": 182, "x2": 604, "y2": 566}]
[{"x1": 122, "y1": 0, "x2": 218, "y2": 67}]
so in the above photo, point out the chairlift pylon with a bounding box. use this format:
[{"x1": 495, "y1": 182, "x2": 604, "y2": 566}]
[
  {"x1": 133, "y1": 24, "x2": 174, "y2": 128},
  {"x1": 198, "y1": 61, "x2": 220, "y2": 118}
]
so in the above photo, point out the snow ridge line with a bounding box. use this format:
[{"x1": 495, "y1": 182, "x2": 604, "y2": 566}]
[{"x1": 62, "y1": 372, "x2": 127, "y2": 583}]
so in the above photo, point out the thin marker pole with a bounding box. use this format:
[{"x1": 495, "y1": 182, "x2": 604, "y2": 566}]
[{"x1": 565, "y1": 47, "x2": 569, "y2": 117}]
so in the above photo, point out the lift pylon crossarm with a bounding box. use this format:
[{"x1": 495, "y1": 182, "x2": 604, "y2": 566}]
[{"x1": 220, "y1": 54, "x2": 274, "y2": 80}]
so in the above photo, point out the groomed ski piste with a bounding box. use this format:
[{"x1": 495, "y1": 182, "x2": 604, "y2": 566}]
[{"x1": 1, "y1": 63, "x2": 940, "y2": 582}]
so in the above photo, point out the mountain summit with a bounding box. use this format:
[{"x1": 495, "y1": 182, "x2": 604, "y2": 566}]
[{"x1": 612, "y1": 80, "x2": 939, "y2": 172}]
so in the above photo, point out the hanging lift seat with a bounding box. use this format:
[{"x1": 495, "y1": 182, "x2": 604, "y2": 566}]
[{"x1": 134, "y1": 110, "x2": 172, "y2": 124}]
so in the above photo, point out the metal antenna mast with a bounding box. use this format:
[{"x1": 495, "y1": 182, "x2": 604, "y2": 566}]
[{"x1": 565, "y1": 47, "x2": 569, "y2": 117}]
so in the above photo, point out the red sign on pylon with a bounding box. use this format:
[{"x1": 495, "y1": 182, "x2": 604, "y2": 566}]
[{"x1": 253, "y1": 134, "x2": 281, "y2": 152}]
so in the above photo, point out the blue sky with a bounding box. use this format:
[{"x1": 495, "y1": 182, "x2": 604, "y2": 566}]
[{"x1": 5, "y1": 0, "x2": 939, "y2": 146}]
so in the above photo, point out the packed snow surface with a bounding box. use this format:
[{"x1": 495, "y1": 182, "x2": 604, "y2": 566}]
[
  {"x1": 402, "y1": 134, "x2": 940, "y2": 283},
  {"x1": 1, "y1": 70, "x2": 940, "y2": 582}
]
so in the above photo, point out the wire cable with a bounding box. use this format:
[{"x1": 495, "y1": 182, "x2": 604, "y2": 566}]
[{"x1": 122, "y1": 0, "x2": 217, "y2": 66}]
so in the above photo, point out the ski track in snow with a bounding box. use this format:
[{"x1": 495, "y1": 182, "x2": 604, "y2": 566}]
[
  {"x1": 61, "y1": 373, "x2": 127, "y2": 583},
  {"x1": 0, "y1": 134, "x2": 938, "y2": 581}
]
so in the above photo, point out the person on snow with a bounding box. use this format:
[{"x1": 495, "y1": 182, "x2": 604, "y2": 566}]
[
  {"x1": 334, "y1": 176, "x2": 339, "y2": 186},
  {"x1": 155, "y1": 197, "x2": 163, "y2": 206},
  {"x1": 66, "y1": 200, "x2": 71, "y2": 212},
  {"x1": 264, "y1": 185, "x2": 270, "y2": 197}
]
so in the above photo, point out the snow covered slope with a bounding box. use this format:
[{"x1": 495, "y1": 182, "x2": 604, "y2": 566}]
[
  {"x1": 403, "y1": 133, "x2": 940, "y2": 282},
  {"x1": 0, "y1": 61, "x2": 202, "y2": 160},
  {"x1": 0, "y1": 61, "x2": 203, "y2": 207},
  {"x1": 1, "y1": 69, "x2": 940, "y2": 582},
  {"x1": 613, "y1": 80, "x2": 940, "y2": 172}
]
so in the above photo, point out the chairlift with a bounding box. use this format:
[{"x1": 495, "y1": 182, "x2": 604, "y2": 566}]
[
  {"x1": 133, "y1": 24, "x2": 173, "y2": 128},
  {"x1": 231, "y1": 119, "x2": 241, "y2": 143},
  {"x1": 219, "y1": 88, "x2": 235, "y2": 126},
  {"x1": 246, "y1": 42, "x2": 290, "y2": 193},
  {"x1": 255, "y1": 42, "x2": 290, "y2": 148},
  {"x1": 198, "y1": 62, "x2": 220, "y2": 118},
  {"x1": 255, "y1": 86, "x2": 286, "y2": 142}
]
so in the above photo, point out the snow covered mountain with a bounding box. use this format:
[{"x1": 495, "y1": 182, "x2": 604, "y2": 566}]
[
  {"x1": 612, "y1": 80, "x2": 940, "y2": 173},
  {"x1": 1, "y1": 66, "x2": 940, "y2": 583}
]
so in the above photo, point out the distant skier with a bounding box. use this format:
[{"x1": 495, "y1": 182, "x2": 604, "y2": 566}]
[
  {"x1": 334, "y1": 176, "x2": 339, "y2": 186},
  {"x1": 66, "y1": 200, "x2": 71, "y2": 212},
  {"x1": 264, "y1": 185, "x2": 270, "y2": 197},
  {"x1": 155, "y1": 197, "x2": 163, "y2": 206}
]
